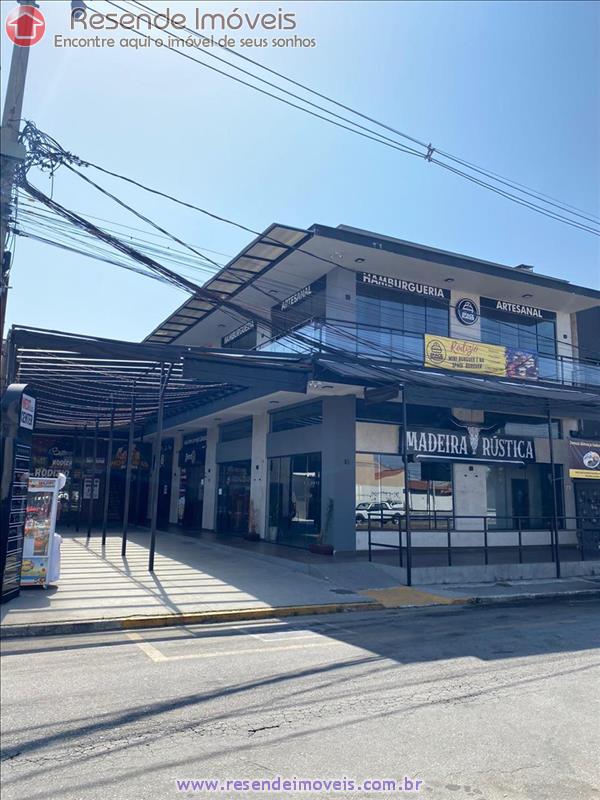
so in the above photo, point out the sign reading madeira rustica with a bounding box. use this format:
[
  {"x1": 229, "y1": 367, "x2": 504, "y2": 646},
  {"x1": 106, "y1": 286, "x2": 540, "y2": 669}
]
[{"x1": 406, "y1": 428, "x2": 536, "y2": 463}]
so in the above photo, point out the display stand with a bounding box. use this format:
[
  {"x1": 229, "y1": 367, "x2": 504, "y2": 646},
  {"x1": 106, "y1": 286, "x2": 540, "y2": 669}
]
[{"x1": 21, "y1": 474, "x2": 65, "y2": 587}]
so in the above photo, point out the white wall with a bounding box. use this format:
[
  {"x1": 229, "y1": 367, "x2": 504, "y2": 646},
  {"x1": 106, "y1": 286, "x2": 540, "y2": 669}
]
[
  {"x1": 201, "y1": 427, "x2": 219, "y2": 531},
  {"x1": 250, "y1": 412, "x2": 268, "y2": 537},
  {"x1": 168, "y1": 433, "x2": 183, "y2": 525}
]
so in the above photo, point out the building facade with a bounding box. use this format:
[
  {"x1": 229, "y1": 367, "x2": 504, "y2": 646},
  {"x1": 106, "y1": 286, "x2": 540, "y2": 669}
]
[{"x1": 145, "y1": 224, "x2": 600, "y2": 557}]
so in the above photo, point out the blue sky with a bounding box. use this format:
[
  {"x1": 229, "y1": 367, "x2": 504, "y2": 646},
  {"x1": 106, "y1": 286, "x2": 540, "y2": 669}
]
[{"x1": 2, "y1": 0, "x2": 598, "y2": 342}]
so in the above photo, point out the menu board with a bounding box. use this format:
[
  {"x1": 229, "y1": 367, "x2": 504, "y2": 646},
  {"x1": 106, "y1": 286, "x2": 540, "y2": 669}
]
[{"x1": 22, "y1": 477, "x2": 60, "y2": 586}]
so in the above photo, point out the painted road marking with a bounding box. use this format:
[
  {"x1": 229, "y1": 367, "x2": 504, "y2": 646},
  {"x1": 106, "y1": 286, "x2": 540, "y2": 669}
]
[
  {"x1": 126, "y1": 631, "x2": 168, "y2": 662},
  {"x1": 126, "y1": 631, "x2": 349, "y2": 663}
]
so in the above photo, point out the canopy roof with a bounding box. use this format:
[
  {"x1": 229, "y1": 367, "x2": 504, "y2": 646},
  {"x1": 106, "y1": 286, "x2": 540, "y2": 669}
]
[
  {"x1": 5, "y1": 327, "x2": 309, "y2": 432},
  {"x1": 6, "y1": 326, "x2": 599, "y2": 435}
]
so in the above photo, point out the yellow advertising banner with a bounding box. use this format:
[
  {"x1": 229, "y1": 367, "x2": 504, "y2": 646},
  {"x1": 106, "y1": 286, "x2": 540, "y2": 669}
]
[{"x1": 424, "y1": 335, "x2": 507, "y2": 376}]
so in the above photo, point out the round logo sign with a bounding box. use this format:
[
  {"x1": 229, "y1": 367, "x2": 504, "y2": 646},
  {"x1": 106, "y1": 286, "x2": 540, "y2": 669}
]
[
  {"x1": 5, "y1": 5, "x2": 45, "y2": 46},
  {"x1": 583, "y1": 451, "x2": 600, "y2": 470},
  {"x1": 455, "y1": 298, "x2": 479, "y2": 326},
  {"x1": 425, "y1": 338, "x2": 446, "y2": 364}
]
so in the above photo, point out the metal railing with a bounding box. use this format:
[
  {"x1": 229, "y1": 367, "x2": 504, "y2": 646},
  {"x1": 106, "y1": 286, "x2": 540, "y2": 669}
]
[
  {"x1": 367, "y1": 514, "x2": 600, "y2": 586},
  {"x1": 258, "y1": 318, "x2": 600, "y2": 389}
]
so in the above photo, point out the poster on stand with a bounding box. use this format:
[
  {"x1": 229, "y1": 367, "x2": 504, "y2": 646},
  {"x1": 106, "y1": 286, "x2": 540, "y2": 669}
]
[{"x1": 21, "y1": 476, "x2": 62, "y2": 587}]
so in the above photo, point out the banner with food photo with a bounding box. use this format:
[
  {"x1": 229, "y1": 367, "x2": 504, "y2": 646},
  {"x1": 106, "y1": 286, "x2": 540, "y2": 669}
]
[
  {"x1": 424, "y1": 334, "x2": 538, "y2": 379},
  {"x1": 569, "y1": 440, "x2": 600, "y2": 479}
]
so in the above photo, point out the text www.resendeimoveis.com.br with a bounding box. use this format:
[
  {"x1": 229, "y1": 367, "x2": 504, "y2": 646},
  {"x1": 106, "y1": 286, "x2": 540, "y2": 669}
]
[{"x1": 175, "y1": 776, "x2": 424, "y2": 793}]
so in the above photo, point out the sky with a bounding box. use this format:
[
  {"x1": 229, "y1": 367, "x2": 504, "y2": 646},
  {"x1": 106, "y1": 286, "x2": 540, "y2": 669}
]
[{"x1": 1, "y1": 0, "x2": 599, "y2": 343}]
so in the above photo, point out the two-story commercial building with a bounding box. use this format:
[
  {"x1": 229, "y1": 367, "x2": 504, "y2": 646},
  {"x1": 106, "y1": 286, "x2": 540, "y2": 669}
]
[{"x1": 143, "y1": 223, "x2": 600, "y2": 559}]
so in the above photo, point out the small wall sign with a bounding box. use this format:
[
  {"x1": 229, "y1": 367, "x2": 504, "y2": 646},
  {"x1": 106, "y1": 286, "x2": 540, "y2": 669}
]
[{"x1": 455, "y1": 298, "x2": 479, "y2": 326}]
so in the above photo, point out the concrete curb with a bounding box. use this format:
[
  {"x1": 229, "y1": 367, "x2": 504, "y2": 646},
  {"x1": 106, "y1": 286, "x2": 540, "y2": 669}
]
[
  {"x1": 0, "y1": 601, "x2": 382, "y2": 639},
  {"x1": 466, "y1": 588, "x2": 600, "y2": 605},
  {"x1": 1, "y1": 588, "x2": 598, "y2": 639}
]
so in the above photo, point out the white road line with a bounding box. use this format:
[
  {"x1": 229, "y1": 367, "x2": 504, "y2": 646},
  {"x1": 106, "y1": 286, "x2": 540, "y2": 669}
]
[
  {"x1": 126, "y1": 631, "x2": 168, "y2": 662},
  {"x1": 126, "y1": 633, "x2": 349, "y2": 663}
]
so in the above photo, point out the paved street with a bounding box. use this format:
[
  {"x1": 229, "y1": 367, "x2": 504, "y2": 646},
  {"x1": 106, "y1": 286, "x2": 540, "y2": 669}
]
[{"x1": 1, "y1": 599, "x2": 599, "y2": 800}]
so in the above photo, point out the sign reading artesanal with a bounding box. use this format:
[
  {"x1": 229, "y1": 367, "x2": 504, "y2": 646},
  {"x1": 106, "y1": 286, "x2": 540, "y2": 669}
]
[
  {"x1": 424, "y1": 334, "x2": 538, "y2": 379},
  {"x1": 568, "y1": 440, "x2": 600, "y2": 479},
  {"x1": 406, "y1": 428, "x2": 536, "y2": 464},
  {"x1": 481, "y1": 297, "x2": 556, "y2": 321}
]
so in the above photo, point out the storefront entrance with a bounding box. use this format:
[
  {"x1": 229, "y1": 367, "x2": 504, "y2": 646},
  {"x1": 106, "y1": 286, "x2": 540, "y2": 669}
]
[
  {"x1": 177, "y1": 436, "x2": 206, "y2": 532},
  {"x1": 267, "y1": 453, "x2": 322, "y2": 547},
  {"x1": 216, "y1": 460, "x2": 251, "y2": 534},
  {"x1": 574, "y1": 480, "x2": 600, "y2": 558}
]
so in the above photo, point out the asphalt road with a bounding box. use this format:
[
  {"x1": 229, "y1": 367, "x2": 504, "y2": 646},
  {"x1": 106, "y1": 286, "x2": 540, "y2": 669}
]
[{"x1": 1, "y1": 599, "x2": 599, "y2": 800}]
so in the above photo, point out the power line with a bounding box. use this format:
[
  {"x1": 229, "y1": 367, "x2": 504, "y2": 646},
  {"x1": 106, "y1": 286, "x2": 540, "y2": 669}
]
[
  {"x1": 117, "y1": 0, "x2": 600, "y2": 232},
  {"x1": 17, "y1": 122, "x2": 595, "y2": 359}
]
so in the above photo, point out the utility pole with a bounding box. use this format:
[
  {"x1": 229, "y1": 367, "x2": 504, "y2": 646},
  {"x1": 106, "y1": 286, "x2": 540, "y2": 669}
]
[{"x1": 0, "y1": 0, "x2": 37, "y2": 362}]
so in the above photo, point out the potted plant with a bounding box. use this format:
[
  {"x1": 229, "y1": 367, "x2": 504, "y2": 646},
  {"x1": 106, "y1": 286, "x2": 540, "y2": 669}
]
[
  {"x1": 244, "y1": 499, "x2": 261, "y2": 541},
  {"x1": 310, "y1": 498, "x2": 334, "y2": 555}
]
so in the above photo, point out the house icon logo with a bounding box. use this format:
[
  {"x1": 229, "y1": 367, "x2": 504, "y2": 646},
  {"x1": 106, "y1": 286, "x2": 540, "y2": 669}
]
[{"x1": 5, "y1": 5, "x2": 46, "y2": 46}]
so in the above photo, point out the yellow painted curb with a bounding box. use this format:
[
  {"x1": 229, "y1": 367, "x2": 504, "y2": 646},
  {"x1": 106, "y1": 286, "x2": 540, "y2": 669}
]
[
  {"x1": 361, "y1": 587, "x2": 468, "y2": 608},
  {"x1": 119, "y1": 602, "x2": 383, "y2": 630}
]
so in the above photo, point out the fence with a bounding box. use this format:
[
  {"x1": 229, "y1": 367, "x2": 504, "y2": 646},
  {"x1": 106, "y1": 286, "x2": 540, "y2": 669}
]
[{"x1": 367, "y1": 514, "x2": 600, "y2": 586}]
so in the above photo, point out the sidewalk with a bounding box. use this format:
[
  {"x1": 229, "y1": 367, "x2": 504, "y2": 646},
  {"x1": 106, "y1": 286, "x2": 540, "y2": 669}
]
[
  {"x1": 0, "y1": 529, "x2": 377, "y2": 636},
  {"x1": 1, "y1": 528, "x2": 599, "y2": 637}
]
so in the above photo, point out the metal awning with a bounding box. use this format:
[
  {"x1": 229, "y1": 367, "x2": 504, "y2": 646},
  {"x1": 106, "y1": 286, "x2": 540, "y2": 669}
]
[
  {"x1": 5, "y1": 326, "x2": 307, "y2": 431},
  {"x1": 144, "y1": 224, "x2": 311, "y2": 345},
  {"x1": 313, "y1": 356, "x2": 600, "y2": 421}
]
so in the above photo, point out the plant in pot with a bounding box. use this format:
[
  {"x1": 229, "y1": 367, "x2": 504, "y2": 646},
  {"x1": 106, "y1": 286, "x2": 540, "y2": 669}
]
[
  {"x1": 244, "y1": 499, "x2": 261, "y2": 541},
  {"x1": 310, "y1": 498, "x2": 334, "y2": 555}
]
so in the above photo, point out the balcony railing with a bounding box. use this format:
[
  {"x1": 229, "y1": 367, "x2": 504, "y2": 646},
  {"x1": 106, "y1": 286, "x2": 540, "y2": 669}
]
[{"x1": 257, "y1": 318, "x2": 600, "y2": 389}]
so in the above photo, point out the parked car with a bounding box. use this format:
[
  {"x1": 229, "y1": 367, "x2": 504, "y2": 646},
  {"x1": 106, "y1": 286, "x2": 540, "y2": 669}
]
[{"x1": 355, "y1": 501, "x2": 404, "y2": 525}]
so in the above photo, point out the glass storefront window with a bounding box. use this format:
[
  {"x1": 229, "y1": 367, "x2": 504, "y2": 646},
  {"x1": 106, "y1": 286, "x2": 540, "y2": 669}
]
[
  {"x1": 357, "y1": 286, "x2": 449, "y2": 339},
  {"x1": 480, "y1": 308, "x2": 557, "y2": 379},
  {"x1": 485, "y1": 463, "x2": 563, "y2": 530},
  {"x1": 216, "y1": 461, "x2": 251, "y2": 534},
  {"x1": 356, "y1": 452, "x2": 453, "y2": 531},
  {"x1": 268, "y1": 453, "x2": 321, "y2": 546}
]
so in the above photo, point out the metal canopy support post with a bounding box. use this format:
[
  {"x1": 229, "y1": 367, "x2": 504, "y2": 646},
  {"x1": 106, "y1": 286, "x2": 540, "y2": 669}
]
[
  {"x1": 76, "y1": 426, "x2": 87, "y2": 533},
  {"x1": 134, "y1": 427, "x2": 144, "y2": 527},
  {"x1": 86, "y1": 417, "x2": 99, "y2": 542},
  {"x1": 121, "y1": 384, "x2": 136, "y2": 557},
  {"x1": 149, "y1": 363, "x2": 171, "y2": 573},
  {"x1": 101, "y1": 400, "x2": 115, "y2": 546},
  {"x1": 401, "y1": 386, "x2": 413, "y2": 587},
  {"x1": 547, "y1": 405, "x2": 561, "y2": 578}
]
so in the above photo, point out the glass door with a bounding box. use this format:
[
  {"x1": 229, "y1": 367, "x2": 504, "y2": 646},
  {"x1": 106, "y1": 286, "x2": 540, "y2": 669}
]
[{"x1": 216, "y1": 461, "x2": 251, "y2": 534}]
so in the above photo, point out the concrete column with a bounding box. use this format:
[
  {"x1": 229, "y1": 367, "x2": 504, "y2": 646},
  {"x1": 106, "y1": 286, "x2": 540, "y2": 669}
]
[
  {"x1": 321, "y1": 395, "x2": 356, "y2": 552},
  {"x1": 168, "y1": 432, "x2": 183, "y2": 525},
  {"x1": 250, "y1": 412, "x2": 268, "y2": 537},
  {"x1": 556, "y1": 311, "x2": 574, "y2": 384},
  {"x1": 452, "y1": 408, "x2": 486, "y2": 530},
  {"x1": 326, "y1": 266, "x2": 356, "y2": 323},
  {"x1": 201, "y1": 427, "x2": 219, "y2": 531},
  {"x1": 452, "y1": 463, "x2": 488, "y2": 531}
]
